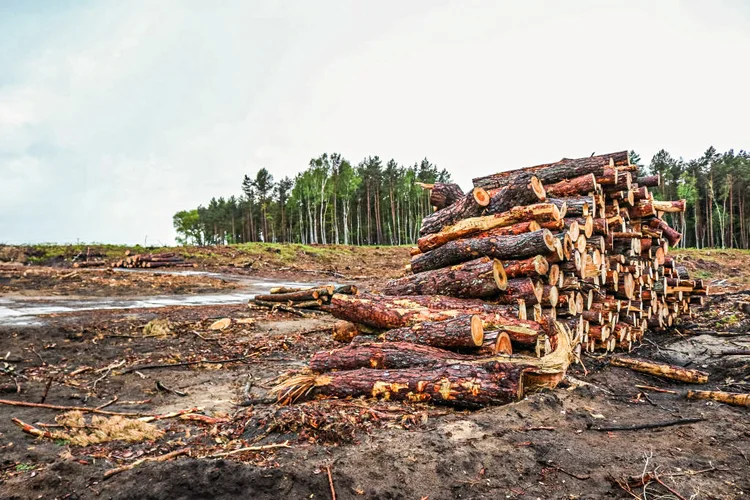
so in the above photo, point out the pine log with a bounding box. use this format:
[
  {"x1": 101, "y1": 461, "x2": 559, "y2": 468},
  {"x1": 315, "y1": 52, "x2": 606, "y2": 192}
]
[
  {"x1": 636, "y1": 174, "x2": 660, "y2": 187},
  {"x1": 538, "y1": 219, "x2": 565, "y2": 232},
  {"x1": 430, "y1": 183, "x2": 465, "y2": 210},
  {"x1": 381, "y1": 314, "x2": 484, "y2": 349},
  {"x1": 383, "y1": 257, "x2": 507, "y2": 298},
  {"x1": 549, "y1": 196, "x2": 594, "y2": 217},
  {"x1": 481, "y1": 331, "x2": 513, "y2": 355},
  {"x1": 419, "y1": 188, "x2": 491, "y2": 236},
  {"x1": 332, "y1": 321, "x2": 360, "y2": 343},
  {"x1": 648, "y1": 219, "x2": 682, "y2": 247},
  {"x1": 652, "y1": 199, "x2": 687, "y2": 213},
  {"x1": 495, "y1": 278, "x2": 543, "y2": 305},
  {"x1": 545, "y1": 174, "x2": 597, "y2": 197},
  {"x1": 273, "y1": 362, "x2": 530, "y2": 408},
  {"x1": 686, "y1": 390, "x2": 750, "y2": 407},
  {"x1": 629, "y1": 201, "x2": 657, "y2": 218},
  {"x1": 416, "y1": 203, "x2": 560, "y2": 252},
  {"x1": 310, "y1": 342, "x2": 477, "y2": 372},
  {"x1": 501, "y1": 255, "x2": 550, "y2": 279},
  {"x1": 610, "y1": 356, "x2": 709, "y2": 383},
  {"x1": 410, "y1": 229, "x2": 556, "y2": 274},
  {"x1": 479, "y1": 313, "x2": 548, "y2": 345},
  {"x1": 485, "y1": 176, "x2": 546, "y2": 215},
  {"x1": 472, "y1": 151, "x2": 629, "y2": 189}
]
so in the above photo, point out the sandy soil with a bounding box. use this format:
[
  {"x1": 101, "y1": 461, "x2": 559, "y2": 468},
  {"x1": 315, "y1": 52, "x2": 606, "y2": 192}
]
[{"x1": 0, "y1": 251, "x2": 749, "y2": 499}]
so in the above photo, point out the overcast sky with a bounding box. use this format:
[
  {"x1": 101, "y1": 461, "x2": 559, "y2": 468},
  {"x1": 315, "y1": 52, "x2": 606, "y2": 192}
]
[{"x1": 1, "y1": 1, "x2": 748, "y2": 245}]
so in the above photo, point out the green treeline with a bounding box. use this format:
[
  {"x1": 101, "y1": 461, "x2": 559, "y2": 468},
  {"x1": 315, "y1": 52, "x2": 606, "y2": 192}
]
[
  {"x1": 173, "y1": 154, "x2": 450, "y2": 246},
  {"x1": 174, "y1": 147, "x2": 749, "y2": 249},
  {"x1": 647, "y1": 147, "x2": 749, "y2": 249}
]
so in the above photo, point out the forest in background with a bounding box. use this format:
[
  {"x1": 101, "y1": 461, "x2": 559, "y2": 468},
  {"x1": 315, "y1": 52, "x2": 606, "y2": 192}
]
[{"x1": 173, "y1": 148, "x2": 749, "y2": 249}]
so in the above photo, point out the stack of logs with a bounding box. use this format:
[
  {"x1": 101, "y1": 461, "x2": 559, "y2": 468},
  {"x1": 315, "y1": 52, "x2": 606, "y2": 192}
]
[
  {"x1": 252, "y1": 285, "x2": 358, "y2": 313},
  {"x1": 271, "y1": 151, "x2": 706, "y2": 408},
  {"x1": 112, "y1": 253, "x2": 195, "y2": 269}
]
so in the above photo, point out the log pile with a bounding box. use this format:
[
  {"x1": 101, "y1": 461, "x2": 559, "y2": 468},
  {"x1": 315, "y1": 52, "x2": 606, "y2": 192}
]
[
  {"x1": 251, "y1": 285, "x2": 358, "y2": 312},
  {"x1": 271, "y1": 151, "x2": 706, "y2": 408},
  {"x1": 112, "y1": 253, "x2": 195, "y2": 269}
]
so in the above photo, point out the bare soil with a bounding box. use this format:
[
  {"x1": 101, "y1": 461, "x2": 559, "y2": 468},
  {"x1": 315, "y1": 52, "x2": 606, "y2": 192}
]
[{"x1": 0, "y1": 247, "x2": 749, "y2": 499}]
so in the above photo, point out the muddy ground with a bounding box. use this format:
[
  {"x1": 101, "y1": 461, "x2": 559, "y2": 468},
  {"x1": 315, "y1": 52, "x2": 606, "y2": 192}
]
[{"x1": 0, "y1": 249, "x2": 749, "y2": 499}]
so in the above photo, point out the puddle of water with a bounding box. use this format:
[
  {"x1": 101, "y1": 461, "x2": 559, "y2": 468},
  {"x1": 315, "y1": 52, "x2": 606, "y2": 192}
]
[{"x1": 0, "y1": 277, "x2": 329, "y2": 327}]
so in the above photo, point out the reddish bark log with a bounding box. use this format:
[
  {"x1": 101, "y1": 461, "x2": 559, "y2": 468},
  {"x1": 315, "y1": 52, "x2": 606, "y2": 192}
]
[
  {"x1": 419, "y1": 188, "x2": 490, "y2": 236},
  {"x1": 545, "y1": 174, "x2": 597, "y2": 197},
  {"x1": 502, "y1": 255, "x2": 550, "y2": 278},
  {"x1": 310, "y1": 342, "x2": 476, "y2": 372},
  {"x1": 381, "y1": 315, "x2": 484, "y2": 349},
  {"x1": 383, "y1": 257, "x2": 507, "y2": 298},
  {"x1": 410, "y1": 229, "x2": 556, "y2": 274},
  {"x1": 485, "y1": 175, "x2": 546, "y2": 215},
  {"x1": 430, "y1": 183, "x2": 465, "y2": 210},
  {"x1": 494, "y1": 278, "x2": 543, "y2": 305}
]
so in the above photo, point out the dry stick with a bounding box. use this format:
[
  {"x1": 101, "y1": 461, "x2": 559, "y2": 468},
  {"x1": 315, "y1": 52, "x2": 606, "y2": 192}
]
[
  {"x1": 121, "y1": 356, "x2": 248, "y2": 375},
  {"x1": 590, "y1": 417, "x2": 704, "y2": 432},
  {"x1": 95, "y1": 396, "x2": 119, "y2": 410},
  {"x1": 326, "y1": 464, "x2": 337, "y2": 500},
  {"x1": 635, "y1": 384, "x2": 678, "y2": 394},
  {"x1": 40, "y1": 377, "x2": 53, "y2": 404},
  {"x1": 103, "y1": 448, "x2": 190, "y2": 479},
  {"x1": 537, "y1": 460, "x2": 590, "y2": 480},
  {"x1": 653, "y1": 473, "x2": 689, "y2": 500},
  {"x1": 715, "y1": 349, "x2": 750, "y2": 356},
  {"x1": 0, "y1": 398, "x2": 148, "y2": 417},
  {"x1": 12, "y1": 417, "x2": 55, "y2": 440}
]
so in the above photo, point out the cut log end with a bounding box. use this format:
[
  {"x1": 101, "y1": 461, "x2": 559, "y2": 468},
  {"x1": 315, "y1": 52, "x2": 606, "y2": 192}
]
[
  {"x1": 542, "y1": 229, "x2": 556, "y2": 252},
  {"x1": 494, "y1": 331, "x2": 513, "y2": 355},
  {"x1": 492, "y1": 259, "x2": 509, "y2": 291},
  {"x1": 473, "y1": 187, "x2": 491, "y2": 207},
  {"x1": 471, "y1": 315, "x2": 485, "y2": 347},
  {"x1": 530, "y1": 175, "x2": 546, "y2": 201}
]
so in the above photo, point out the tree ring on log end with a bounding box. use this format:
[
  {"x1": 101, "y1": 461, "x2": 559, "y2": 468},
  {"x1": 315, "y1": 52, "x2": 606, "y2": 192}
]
[
  {"x1": 492, "y1": 259, "x2": 508, "y2": 291},
  {"x1": 472, "y1": 187, "x2": 490, "y2": 207},
  {"x1": 470, "y1": 315, "x2": 484, "y2": 346},
  {"x1": 530, "y1": 175, "x2": 546, "y2": 201}
]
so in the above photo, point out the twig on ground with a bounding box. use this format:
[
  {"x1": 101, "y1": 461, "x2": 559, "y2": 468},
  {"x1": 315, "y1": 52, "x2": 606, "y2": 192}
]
[
  {"x1": 103, "y1": 448, "x2": 190, "y2": 479},
  {"x1": 156, "y1": 380, "x2": 187, "y2": 397},
  {"x1": 92, "y1": 361, "x2": 125, "y2": 390},
  {"x1": 590, "y1": 417, "x2": 705, "y2": 432},
  {"x1": 635, "y1": 384, "x2": 678, "y2": 394},
  {"x1": 95, "y1": 396, "x2": 119, "y2": 410},
  {"x1": 40, "y1": 377, "x2": 53, "y2": 404},
  {"x1": 30, "y1": 347, "x2": 45, "y2": 366},
  {"x1": 537, "y1": 460, "x2": 590, "y2": 480},
  {"x1": 326, "y1": 464, "x2": 337, "y2": 500}
]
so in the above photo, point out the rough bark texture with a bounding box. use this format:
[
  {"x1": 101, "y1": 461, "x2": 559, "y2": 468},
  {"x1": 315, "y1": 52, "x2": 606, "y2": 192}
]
[
  {"x1": 549, "y1": 196, "x2": 595, "y2": 217},
  {"x1": 494, "y1": 278, "x2": 543, "y2": 306},
  {"x1": 297, "y1": 362, "x2": 530, "y2": 408},
  {"x1": 381, "y1": 314, "x2": 484, "y2": 349},
  {"x1": 686, "y1": 390, "x2": 750, "y2": 407},
  {"x1": 610, "y1": 356, "x2": 709, "y2": 383},
  {"x1": 473, "y1": 151, "x2": 629, "y2": 189},
  {"x1": 383, "y1": 257, "x2": 507, "y2": 298},
  {"x1": 545, "y1": 174, "x2": 597, "y2": 197},
  {"x1": 419, "y1": 188, "x2": 490, "y2": 236},
  {"x1": 310, "y1": 342, "x2": 475, "y2": 372},
  {"x1": 636, "y1": 174, "x2": 660, "y2": 187},
  {"x1": 411, "y1": 229, "x2": 556, "y2": 274},
  {"x1": 255, "y1": 285, "x2": 334, "y2": 302},
  {"x1": 502, "y1": 255, "x2": 549, "y2": 278},
  {"x1": 485, "y1": 175, "x2": 546, "y2": 215},
  {"x1": 416, "y1": 203, "x2": 559, "y2": 252},
  {"x1": 430, "y1": 183, "x2": 465, "y2": 210}
]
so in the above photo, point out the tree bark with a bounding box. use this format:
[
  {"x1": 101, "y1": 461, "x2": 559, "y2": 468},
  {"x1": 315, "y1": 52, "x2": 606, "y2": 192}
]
[
  {"x1": 648, "y1": 218, "x2": 682, "y2": 247},
  {"x1": 545, "y1": 174, "x2": 597, "y2": 197},
  {"x1": 686, "y1": 390, "x2": 750, "y2": 407},
  {"x1": 419, "y1": 188, "x2": 490, "y2": 236},
  {"x1": 383, "y1": 257, "x2": 508, "y2": 298},
  {"x1": 410, "y1": 229, "x2": 556, "y2": 274},
  {"x1": 548, "y1": 195, "x2": 595, "y2": 217},
  {"x1": 473, "y1": 151, "x2": 629, "y2": 189},
  {"x1": 494, "y1": 278, "x2": 543, "y2": 305},
  {"x1": 310, "y1": 342, "x2": 479, "y2": 372},
  {"x1": 417, "y1": 203, "x2": 559, "y2": 252},
  {"x1": 502, "y1": 255, "x2": 549, "y2": 278}
]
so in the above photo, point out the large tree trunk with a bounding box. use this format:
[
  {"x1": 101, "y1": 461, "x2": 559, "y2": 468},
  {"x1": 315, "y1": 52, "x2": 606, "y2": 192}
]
[
  {"x1": 473, "y1": 151, "x2": 629, "y2": 190},
  {"x1": 310, "y1": 342, "x2": 479, "y2": 372},
  {"x1": 485, "y1": 175, "x2": 546, "y2": 215},
  {"x1": 381, "y1": 314, "x2": 484, "y2": 349},
  {"x1": 419, "y1": 188, "x2": 490, "y2": 236},
  {"x1": 417, "y1": 203, "x2": 559, "y2": 252},
  {"x1": 429, "y1": 183, "x2": 465, "y2": 210},
  {"x1": 383, "y1": 257, "x2": 508, "y2": 298},
  {"x1": 410, "y1": 229, "x2": 556, "y2": 274}
]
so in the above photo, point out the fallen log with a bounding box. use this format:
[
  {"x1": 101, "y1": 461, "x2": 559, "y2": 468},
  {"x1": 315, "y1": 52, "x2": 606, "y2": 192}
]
[
  {"x1": 686, "y1": 390, "x2": 750, "y2": 407},
  {"x1": 610, "y1": 356, "x2": 709, "y2": 384},
  {"x1": 410, "y1": 229, "x2": 556, "y2": 274},
  {"x1": 255, "y1": 286, "x2": 334, "y2": 302},
  {"x1": 416, "y1": 203, "x2": 560, "y2": 252},
  {"x1": 419, "y1": 187, "x2": 491, "y2": 236},
  {"x1": 382, "y1": 257, "x2": 508, "y2": 298}
]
